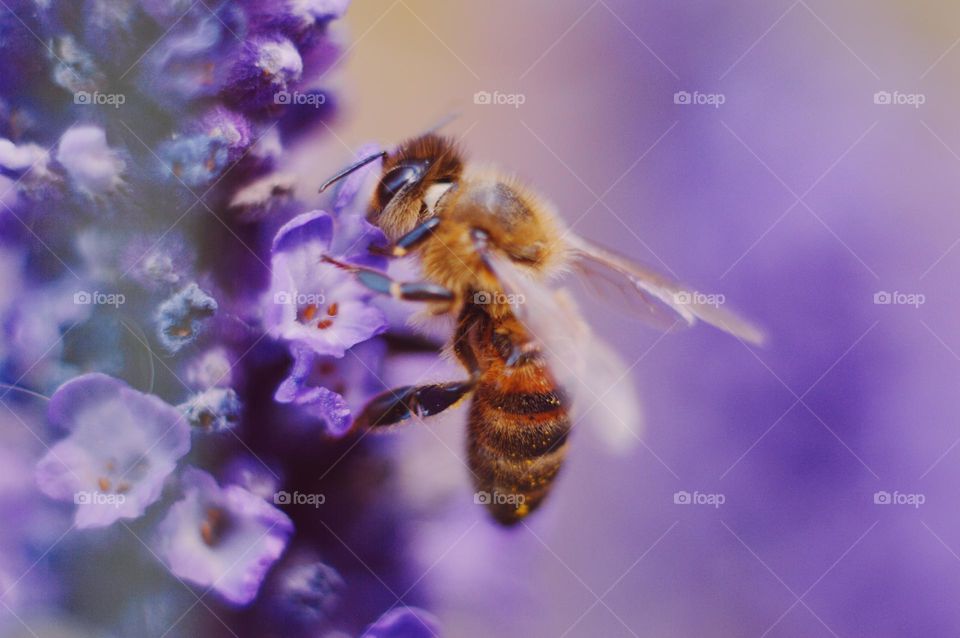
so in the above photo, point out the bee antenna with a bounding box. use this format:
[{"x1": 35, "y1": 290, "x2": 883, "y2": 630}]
[
  {"x1": 423, "y1": 111, "x2": 461, "y2": 135},
  {"x1": 318, "y1": 151, "x2": 387, "y2": 193}
]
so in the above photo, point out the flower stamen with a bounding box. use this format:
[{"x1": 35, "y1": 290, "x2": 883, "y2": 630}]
[{"x1": 200, "y1": 506, "x2": 230, "y2": 547}]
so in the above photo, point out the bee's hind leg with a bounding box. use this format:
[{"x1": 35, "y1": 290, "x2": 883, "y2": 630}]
[
  {"x1": 322, "y1": 256, "x2": 454, "y2": 302},
  {"x1": 352, "y1": 379, "x2": 475, "y2": 430}
]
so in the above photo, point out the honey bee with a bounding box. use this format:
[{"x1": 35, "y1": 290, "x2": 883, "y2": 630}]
[{"x1": 319, "y1": 133, "x2": 763, "y2": 525}]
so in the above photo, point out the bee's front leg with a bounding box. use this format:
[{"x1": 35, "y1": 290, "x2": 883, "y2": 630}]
[
  {"x1": 369, "y1": 217, "x2": 442, "y2": 258},
  {"x1": 322, "y1": 256, "x2": 454, "y2": 302}
]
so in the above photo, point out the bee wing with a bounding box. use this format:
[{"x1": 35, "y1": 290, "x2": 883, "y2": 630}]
[
  {"x1": 483, "y1": 250, "x2": 644, "y2": 453},
  {"x1": 565, "y1": 233, "x2": 766, "y2": 345}
]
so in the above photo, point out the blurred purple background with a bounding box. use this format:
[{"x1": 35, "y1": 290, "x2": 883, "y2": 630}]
[
  {"x1": 325, "y1": 2, "x2": 960, "y2": 636},
  {"x1": 3, "y1": 1, "x2": 960, "y2": 636}
]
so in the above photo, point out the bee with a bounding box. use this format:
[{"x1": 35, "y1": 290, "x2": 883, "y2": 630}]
[{"x1": 319, "y1": 133, "x2": 763, "y2": 525}]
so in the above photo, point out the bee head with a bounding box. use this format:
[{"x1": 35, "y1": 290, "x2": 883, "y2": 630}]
[{"x1": 369, "y1": 133, "x2": 463, "y2": 239}]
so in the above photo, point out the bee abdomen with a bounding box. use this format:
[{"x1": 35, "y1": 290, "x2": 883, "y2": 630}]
[{"x1": 468, "y1": 381, "x2": 571, "y2": 525}]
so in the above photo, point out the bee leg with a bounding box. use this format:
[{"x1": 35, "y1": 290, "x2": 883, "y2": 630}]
[
  {"x1": 370, "y1": 217, "x2": 442, "y2": 258},
  {"x1": 322, "y1": 256, "x2": 454, "y2": 302},
  {"x1": 353, "y1": 379, "x2": 475, "y2": 429}
]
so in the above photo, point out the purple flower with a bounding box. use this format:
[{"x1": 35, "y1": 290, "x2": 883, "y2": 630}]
[
  {"x1": 184, "y1": 347, "x2": 235, "y2": 389},
  {"x1": 8, "y1": 282, "x2": 92, "y2": 389},
  {"x1": 327, "y1": 142, "x2": 391, "y2": 260},
  {"x1": 153, "y1": 467, "x2": 293, "y2": 606},
  {"x1": 194, "y1": 106, "x2": 253, "y2": 163},
  {"x1": 275, "y1": 338, "x2": 386, "y2": 436},
  {"x1": 227, "y1": 36, "x2": 303, "y2": 108},
  {"x1": 361, "y1": 607, "x2": 442, "y2": 638},
  {"x1": 178, "y1": 387, "x2": 243, "y2": 433},
  {"x1": 50, "y1": 34, "x2": 104, "y2": 95},
  {"x1": 156, "y1": 134, "x2": 230, "y2": 189},
  {"x1": 0, "y1": 137, "x2": 48, "y2": 172},
  {"x1": 268, "y1": 557, "x2": 345, "y2": 625},
  {"x1": 35, "y1": 373, "x2": 190, "y2": 528},
  {"x1": 54, "y1": 125, "x2": 125, "y2": 198},
  {"x1": 112, "y1": 230, "x2": 197, "y2": 291},
  {"x1": 156, "y1": 283, "x2": 219, "y2": 353},
  {"x1": 134, "y1": 7, "x2": 241, "y2": 109},
  {"x1": 222, "y1": 456, "x2": 280, "y2": 502},
  {"x1": 246, "y1": 0, "x2": 350, "y2": 45},
  {"x1": 265, "y1": 210, "x2": 386, "y2": 357}
]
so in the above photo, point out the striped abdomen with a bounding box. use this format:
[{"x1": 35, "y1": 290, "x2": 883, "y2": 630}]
[{"x1": 461, "y1": 311, "x2": 571, "y2": 525}]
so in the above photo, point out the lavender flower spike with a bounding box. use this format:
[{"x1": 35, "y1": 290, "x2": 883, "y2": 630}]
[
  {"x1": 35, "y1": 373, "x2": 190, "y2": 528},
  {"x1": 154, "y1": 467, "x2": 294, "y2": 606}
]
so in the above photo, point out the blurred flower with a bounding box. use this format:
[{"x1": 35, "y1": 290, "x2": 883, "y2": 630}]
[
  {"x1": 185, "y1": 347, "x2": 235, "y2": 389},
  {"x1": 54, "y1": 126, "x2": 125, "y2": 199},
  {"x1": 222, "y1": 455, "x2": 280, "y2": 501},
  {"x1": 157, "y1": 134, "x2": 230, "y2": 190},
  {"x1": 179, "y1": 387, "x2": 243, "y2": 433},
  {"x1": 35, "y1": 373, "x2": 190, "y2": 528},
  {"x1": 227, "y1": 36, "x2": 303, "y2": 108},
  {"x1": 156, "y1": 283, "x2": 219, "y2": 353},
  {"x1": 268, "y1": 557, "x2": 345, "y2": 626},
  {"x1": 153, "y1": 467, "x2": 293, "y2": 606},
  {"x1": 360, "y1": 607, "x2": 442, "y2": 638}
]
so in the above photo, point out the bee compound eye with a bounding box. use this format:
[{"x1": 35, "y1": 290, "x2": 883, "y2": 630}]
[{"x1": 378, "y1": 162, "x2": 427, "y2": 203}]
